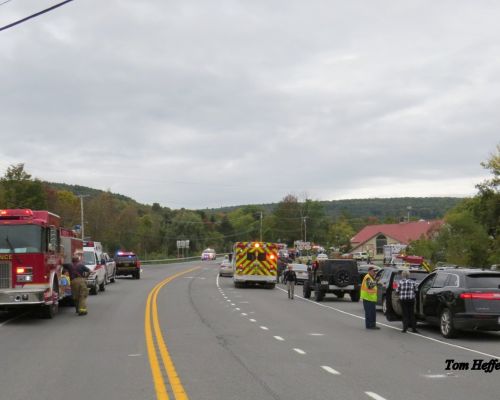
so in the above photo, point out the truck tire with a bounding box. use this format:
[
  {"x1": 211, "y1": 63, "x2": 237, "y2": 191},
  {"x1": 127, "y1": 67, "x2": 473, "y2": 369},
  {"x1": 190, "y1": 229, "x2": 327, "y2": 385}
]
[
  {"x1": 333, "y1": 268, "x2": 351, "y2": 287},
  {"x1": 110, "y1": 269, "x2": 116, "y2": 283},
  {"x1": 350, "y1": 289, "x2": 360, "y2": 302},
  {"x1": 40, "y1": 287, "x2": 59, "y2": 319},
  {"x1": 314, "y1": 284, "x2": 324, "y2": 302},
  {"x1": 133, "y1": 270, "x2": 141, "y2": 280},
  {"x1": 335, "y1": 292, "x2": 345, "y2": 299},
  {"x1": 99, "y1": 275, "x2": 106, "y2": 292},
  {"x1": 303, "y1": 281, "x2": 312, "y2": 298}
]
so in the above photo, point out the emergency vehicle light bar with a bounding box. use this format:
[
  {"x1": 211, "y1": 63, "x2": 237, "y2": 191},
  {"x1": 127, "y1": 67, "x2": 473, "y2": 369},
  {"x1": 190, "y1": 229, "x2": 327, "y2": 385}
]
[{"x1": 0, "y1": 209, "x2": 34, "y2": 219}]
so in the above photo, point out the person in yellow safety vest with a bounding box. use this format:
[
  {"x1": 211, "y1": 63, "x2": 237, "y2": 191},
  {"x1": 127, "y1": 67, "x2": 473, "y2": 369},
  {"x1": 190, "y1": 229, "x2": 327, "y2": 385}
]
[{"x1": 360, "y1": 266, "x2": 380, "y2": 329}]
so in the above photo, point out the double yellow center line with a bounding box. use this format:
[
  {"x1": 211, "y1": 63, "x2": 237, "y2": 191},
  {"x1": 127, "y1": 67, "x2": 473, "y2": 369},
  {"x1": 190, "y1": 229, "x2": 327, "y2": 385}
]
[{"x1": 145, "y1": 267, "x2": 199, "y2": 400}]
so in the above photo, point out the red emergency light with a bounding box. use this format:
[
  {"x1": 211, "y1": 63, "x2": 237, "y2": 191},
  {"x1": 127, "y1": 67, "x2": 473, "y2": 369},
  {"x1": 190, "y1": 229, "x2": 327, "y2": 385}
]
[{"x1": 0, "y1": 209, "x2": 34, "y2": 219}]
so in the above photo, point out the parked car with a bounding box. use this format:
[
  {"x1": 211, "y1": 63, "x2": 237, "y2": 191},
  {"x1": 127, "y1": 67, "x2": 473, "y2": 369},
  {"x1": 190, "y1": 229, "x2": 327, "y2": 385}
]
[
  {"x1": 81, "y1": 249, "x2": 106, "y2": 295},
  {"x1": 201, "y1": 248, "x2": 216, "y2": 260},
  {"x1": 375, "y1": 266, "x2": 429, "y2": 321},
  {"x1": 219, "y1": 259, "x2": 233, "y2": 277},
  {"x1": 100, "y1": 252, "x2": 117, "y2": 284},
  {"x1": 352, "y1": 252, "x2": 368, "y2": 261},
  {"x1": 290, "y1": 263, "x2": 309, "y2": 284},
  {"x1": 303, "y1": 259, "x2": 360, "y2": 302},
  {"x1": 316, "y1": 253, "x2": 328, "y2": 261},
  {"x1": 415, "y1": 268, "x2": 500, "y2": 338},
  {"x1": 115, "y1": 251, "x2": 141, "y2": 279}
]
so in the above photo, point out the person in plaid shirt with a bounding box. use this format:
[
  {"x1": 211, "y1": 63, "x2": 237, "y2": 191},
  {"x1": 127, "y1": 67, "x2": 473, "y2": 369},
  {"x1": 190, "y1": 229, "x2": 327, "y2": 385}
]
[{"x1": 396, "y1": 270, "x2": 419, "y2": 333}]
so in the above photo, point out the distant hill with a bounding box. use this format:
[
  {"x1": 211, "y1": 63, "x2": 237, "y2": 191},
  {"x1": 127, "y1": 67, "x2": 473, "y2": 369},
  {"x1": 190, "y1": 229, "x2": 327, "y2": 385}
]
[
  {"x1": 210, "y1": 197, "x2": 463, "y2": 220},
  {"x1": 44, "y1": 182, "x2": 138, "y2": 203}
]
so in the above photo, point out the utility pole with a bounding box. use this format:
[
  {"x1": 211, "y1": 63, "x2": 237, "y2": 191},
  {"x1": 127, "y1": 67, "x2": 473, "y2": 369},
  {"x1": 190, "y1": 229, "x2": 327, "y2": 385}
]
[
  {"x1": 260, "y1": 212, "x2": 263, "y2": 241},
  {"x1": 303, "y1": 217, "x2": 308, "y2": 242},
  {"x1": 78, "y1": 194, "x2": 90, "y2": 240},
  {"x1": 407, "y1": 206, "x2": 412, "y2": 223}
]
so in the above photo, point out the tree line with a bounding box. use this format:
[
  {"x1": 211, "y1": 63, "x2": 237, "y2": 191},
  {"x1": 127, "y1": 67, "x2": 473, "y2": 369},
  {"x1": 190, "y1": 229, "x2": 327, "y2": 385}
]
[{"x1": 0, "y1": 145, "x2": 497, "y2": 267}]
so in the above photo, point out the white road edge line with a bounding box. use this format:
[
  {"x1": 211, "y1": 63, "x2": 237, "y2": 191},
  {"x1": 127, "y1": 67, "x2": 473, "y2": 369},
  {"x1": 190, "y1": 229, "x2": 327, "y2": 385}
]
[
  {"x1": 365, "y1": 391, "x2": 388, "y2": 400},
  {"x1": 293, "y1": 348, "x2": 306, "y2": 355},
  {"x1": 274, "y1": 336, "x2": 285, "y2": 341},
  {"x1": 321, "y1": 366, "x2": 341, "y2": 375},
  {"x1": 275, "y1": 286, "x2": 500, "y2": 359}
]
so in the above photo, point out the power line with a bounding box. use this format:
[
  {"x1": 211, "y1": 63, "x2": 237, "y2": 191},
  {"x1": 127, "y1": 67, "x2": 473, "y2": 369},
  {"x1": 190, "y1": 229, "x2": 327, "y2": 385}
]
[
  {"x1": 0, "y1": 0, "x2": 14, "y2": 7},
  {"x1": 0, "y1": 0, "x2": 75, "y2": 32}
]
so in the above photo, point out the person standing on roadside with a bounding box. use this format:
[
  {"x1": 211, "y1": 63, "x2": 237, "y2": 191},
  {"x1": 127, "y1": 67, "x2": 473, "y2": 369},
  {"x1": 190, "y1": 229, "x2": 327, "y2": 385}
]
[
  {"x1": 361, "y1": 266, "x2": 379, "y2": 329},
  {"x1": 283, "y1": 264, "x2": 298, "y2": 299},
  {"x1": 68, "y1": 255, "x2": 90, "y2": 316},
  {"x1": 396, "y1": 270, "x2": 419, "y2": 333}
]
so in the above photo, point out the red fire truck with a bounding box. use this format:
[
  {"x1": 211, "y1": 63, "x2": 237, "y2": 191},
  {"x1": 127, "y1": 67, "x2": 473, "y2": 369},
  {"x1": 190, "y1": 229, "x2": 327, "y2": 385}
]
[{"x1": 0, "y1": 209, "x2": 82, "y2": 318}]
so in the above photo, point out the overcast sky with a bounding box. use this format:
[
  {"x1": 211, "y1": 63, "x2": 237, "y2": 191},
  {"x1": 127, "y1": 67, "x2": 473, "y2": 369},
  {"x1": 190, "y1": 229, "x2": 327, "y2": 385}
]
[{"x1": 0, "y1": 0, "x2": 498, "y2": 209}]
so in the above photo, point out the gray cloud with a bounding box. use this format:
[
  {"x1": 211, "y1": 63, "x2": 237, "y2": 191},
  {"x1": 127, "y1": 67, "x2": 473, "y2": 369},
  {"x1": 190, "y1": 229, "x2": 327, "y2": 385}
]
[{"x1": 0, "y1": 0, "x2": 498, "y2": 208}]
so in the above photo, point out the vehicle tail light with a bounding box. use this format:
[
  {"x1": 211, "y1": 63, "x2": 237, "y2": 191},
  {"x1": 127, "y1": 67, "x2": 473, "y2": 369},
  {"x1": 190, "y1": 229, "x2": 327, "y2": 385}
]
[
  {"x1": 94, "y1": 264, "x2": 103, "y2": 270},
  {"x1": 460, "y1": 292, "x2": 500, "y2": 300},
  {"x1": 392, "y1": 281, "x2": 399, "y2": 290},
  {"x1": 269, "y1": 254, "x2": 275, "y2": 260}
]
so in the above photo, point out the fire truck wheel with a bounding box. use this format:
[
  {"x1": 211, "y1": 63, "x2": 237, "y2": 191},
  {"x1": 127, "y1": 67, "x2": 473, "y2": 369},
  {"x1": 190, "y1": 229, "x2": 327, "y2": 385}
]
[
  {"x1": 41, "y1": 302, "x2": 58, "y2": 319},
  {"x1": 99, "y1": 277, "x2": 106, "y2": 292}
]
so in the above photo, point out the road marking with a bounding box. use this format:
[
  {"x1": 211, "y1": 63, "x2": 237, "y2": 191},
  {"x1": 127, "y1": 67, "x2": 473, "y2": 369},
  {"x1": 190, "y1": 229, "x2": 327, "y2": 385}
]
[
  {"x1": 239, "y1": 301, "x2": 249, "y2": 304},
  {"x1": 309, "y1": 333, "x2": 324, "y2": 336},
  {"x1": 249, "y1": 319, "x2": 256, "y2": 322},
  {"x1": 260, "y1": 326, "x2": 269, "y2": 330},
  {"x1": 275, "y1": 286, "x2": 500, "y2": 359},
  {"x1": 231, "y1": 303, "x2": 236, "y2": 306},
  {"x1": 365, "y1": 392, "x2": 387, "y2": 400},
  {"x1": 274, "y1": 336, "x2": 285, "y2": 341},
  {"x1": 235, "y1": 308, "x2": 240, "y2": 311},
  {"x1": 293, "y1": 348, "x2": 306, "y2": 355},
  {"x1": 128, "y1": 354, "x2": 142, "y2": 357},
  {"x1": 145, "y1": 267, "x2": 198, "y2": 400},
  {"x1": 226, "y1": 300, "x2": 231, "y2": 302},
  {"x1": 321, "y1": 366, "x2": 341, "y2": 375},
  {"x1": 241, "y1": 313, "x2": 248, "y2": 316}
]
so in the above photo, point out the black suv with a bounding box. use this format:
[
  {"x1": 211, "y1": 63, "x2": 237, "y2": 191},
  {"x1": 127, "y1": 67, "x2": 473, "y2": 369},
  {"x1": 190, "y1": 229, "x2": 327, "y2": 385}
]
[
  {"x1": 303, "y1": 259, "x2": 360, "y2": 302},
  {"x1": 375, "y1": 266, "x2": 429, "y2": 321},
  {"x1": 416, "y1": 268, "x2": 500, "y2": 338},
  {"x1": 115, "y1": 251, "x2": 141, "y2": 279}
]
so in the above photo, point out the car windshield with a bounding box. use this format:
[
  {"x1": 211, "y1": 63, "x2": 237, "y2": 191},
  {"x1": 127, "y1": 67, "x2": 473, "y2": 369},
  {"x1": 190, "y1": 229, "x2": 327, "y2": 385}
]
[
  {"x1": 0, "y1": 225, "x2": 43, "y2": 253},
  {"x1": 465, "y1": 274, "x2": 500, "y2": 288},
  {"x1": 83, "y1": 251, "x2": 97, "y2": 265}
]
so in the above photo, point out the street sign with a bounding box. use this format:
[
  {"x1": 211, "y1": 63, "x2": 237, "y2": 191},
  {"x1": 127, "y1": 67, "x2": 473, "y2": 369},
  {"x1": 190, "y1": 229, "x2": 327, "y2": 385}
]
[{"x1": 176, "y1": 240, "x2": 190, "y2": 249}]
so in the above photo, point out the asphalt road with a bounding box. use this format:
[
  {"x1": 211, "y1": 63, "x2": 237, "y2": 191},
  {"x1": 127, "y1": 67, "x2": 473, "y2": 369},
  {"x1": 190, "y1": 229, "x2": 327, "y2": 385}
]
[{"x1": 1, "y1": 260, "x2": 499, "y2": 400}]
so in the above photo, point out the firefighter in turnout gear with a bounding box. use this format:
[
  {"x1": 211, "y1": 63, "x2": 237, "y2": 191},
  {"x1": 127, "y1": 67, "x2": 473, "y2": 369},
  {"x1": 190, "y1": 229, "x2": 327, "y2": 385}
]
[
  {"x1": 69, "y1": 255, "x2": 90, "y2": 316},
  {"x1": 360, "y1": 266, "x2": 379, "y2": 329}
]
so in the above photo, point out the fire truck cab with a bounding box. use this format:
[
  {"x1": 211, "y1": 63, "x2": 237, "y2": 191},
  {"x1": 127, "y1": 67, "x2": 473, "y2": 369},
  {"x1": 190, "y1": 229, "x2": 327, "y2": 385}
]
[
  {"x1": 232, "y1": 242, "x2": 278, "y2": 289},
  {"x1": 0, "y1": 209, "x2": 78, "y2": 318}
]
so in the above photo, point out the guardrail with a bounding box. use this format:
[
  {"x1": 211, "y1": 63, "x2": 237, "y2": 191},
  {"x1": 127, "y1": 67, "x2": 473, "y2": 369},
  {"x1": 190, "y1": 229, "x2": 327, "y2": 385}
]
[{"x1": 141, "y1": 253, "x2": 230, "y2": 265}]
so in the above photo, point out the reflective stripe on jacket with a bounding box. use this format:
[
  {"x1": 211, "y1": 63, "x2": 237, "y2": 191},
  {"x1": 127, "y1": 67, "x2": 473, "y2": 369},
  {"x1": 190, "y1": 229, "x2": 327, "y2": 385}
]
[{"x1": 360, "y1": 274, "x2": 377, "y2": 302}]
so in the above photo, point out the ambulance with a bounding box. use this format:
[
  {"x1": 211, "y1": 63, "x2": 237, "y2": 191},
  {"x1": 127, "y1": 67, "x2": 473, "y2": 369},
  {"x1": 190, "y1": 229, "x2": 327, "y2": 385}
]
[{"x1": 232, "y1": 242, "x2": 278, "y2": 288}]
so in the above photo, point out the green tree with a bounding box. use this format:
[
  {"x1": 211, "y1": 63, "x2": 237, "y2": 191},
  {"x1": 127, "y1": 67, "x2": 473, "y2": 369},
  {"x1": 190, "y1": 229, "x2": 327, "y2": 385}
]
[{"x1": 0, "y1": 163, "x2": 47, "y2": 209}]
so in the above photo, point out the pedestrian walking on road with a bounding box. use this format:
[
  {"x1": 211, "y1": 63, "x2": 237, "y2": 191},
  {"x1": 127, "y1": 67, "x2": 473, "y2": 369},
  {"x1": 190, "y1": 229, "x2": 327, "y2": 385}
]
[
  {"x1": 283, "y1": 264, "x2": 298, "y2": 299},
  {"x1": 396, "y1": 270, "x2": 419, "y2": 333},
  {"x1": 361, "y1": 266, "x2": 379, "y2": 329},
  {"x1": 68, "y1": 255, "x2": 90, "y2": 316}
]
